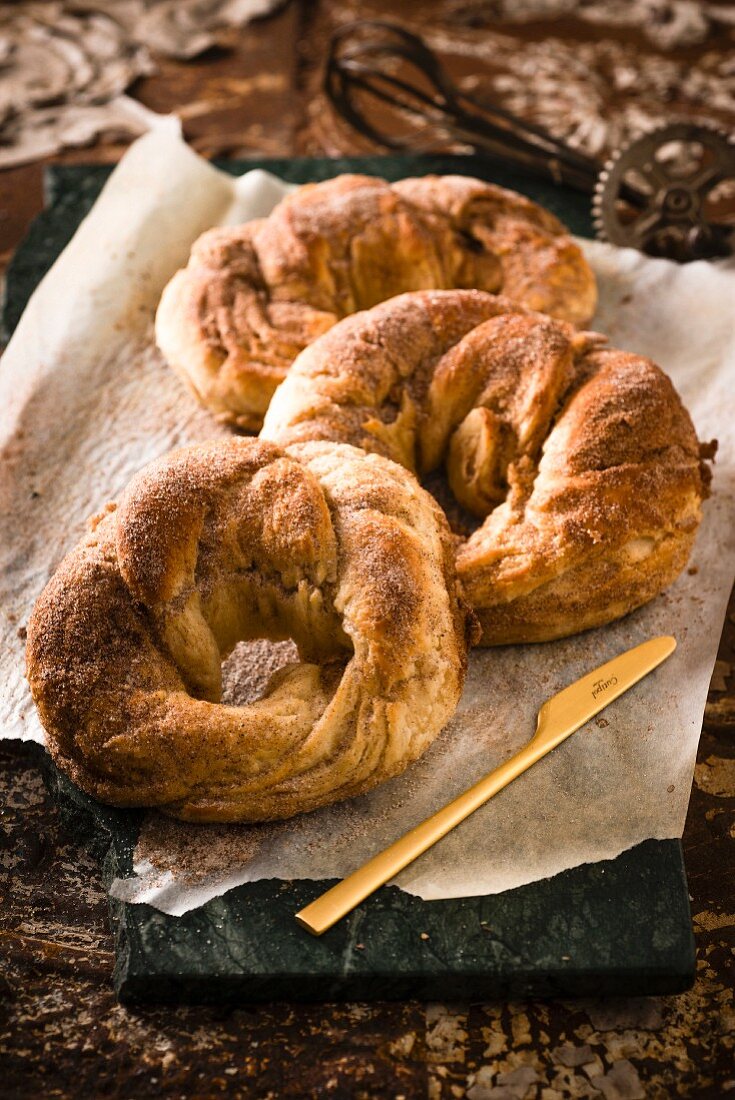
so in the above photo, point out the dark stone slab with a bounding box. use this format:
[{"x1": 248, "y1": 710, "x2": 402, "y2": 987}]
[
  {"x1": 38, "y1": 743, "x2": 694, "y2": 1004},
  {"x1": 112, "y1": 844, "x2": 695, "y2": 1005},
  {"x1": 10, "y1": 156, "x2": 693, "y2": 1003}
]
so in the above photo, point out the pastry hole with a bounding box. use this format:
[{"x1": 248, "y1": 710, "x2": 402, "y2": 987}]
[
  {"x1": 221, "y1": 638, "x2": 299, "y2": 705},
  {"x1": 457, "y1": 229, "x2": 485, "y2": 254},
  {"x1": 220, "y1": 637, "x2": 348, "y2": 706},
  {"x1": 421, "y1": 467, "x2": 482, "y2": 540}
]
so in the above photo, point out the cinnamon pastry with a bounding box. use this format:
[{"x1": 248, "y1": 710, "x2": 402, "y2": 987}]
[
  {"x1": 155, "y1": 173, "x2": 596, "y2": 430},
  {"x1": 26, "y1": 438, "x2": 475, "y2": 822},
  {"x1": 262, "y1": 290, "x2": 712, "y2": 644}
]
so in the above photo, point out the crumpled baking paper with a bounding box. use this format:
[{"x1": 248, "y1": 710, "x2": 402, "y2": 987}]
[{"x1": 1, "y1": 132, "x2": 733, "y2": 915}]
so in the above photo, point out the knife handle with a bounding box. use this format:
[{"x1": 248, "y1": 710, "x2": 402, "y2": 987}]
[{"x1": 295, "y1": 738, "x2": 550, "y2": 936}]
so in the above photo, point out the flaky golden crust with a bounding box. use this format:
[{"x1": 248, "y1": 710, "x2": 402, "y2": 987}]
[
  {"x1": 26, "y1": 438, "x2": 475, "y2": 822},
  {"x1": 155, "y1": 173, "x2": 597, "y2": 430},
  {"x1": 262, "y1": 290, "x2": 711, "y2": 644}
]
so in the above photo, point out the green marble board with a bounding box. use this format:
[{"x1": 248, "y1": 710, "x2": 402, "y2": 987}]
[{"x1": 4, "y1": 155, "x2": 696, "y2": 1004}]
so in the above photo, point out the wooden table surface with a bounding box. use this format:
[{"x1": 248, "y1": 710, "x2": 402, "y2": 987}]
[{"x1": 2, "y1": 3, "x2": 734, "y2": 1097}]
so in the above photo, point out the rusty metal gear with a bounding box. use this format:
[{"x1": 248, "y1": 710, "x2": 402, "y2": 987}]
[{"x1": 593, "y1": 122, "x2": 735, "y2": 261}]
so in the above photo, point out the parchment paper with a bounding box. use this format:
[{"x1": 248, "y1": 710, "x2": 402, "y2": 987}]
[{"x1": 1, "y1": 132, "x2": 733, "y2": 915}]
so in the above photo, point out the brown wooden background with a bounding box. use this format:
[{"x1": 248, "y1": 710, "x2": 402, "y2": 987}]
[{"x1": 2, "y1": 3, "x2": 734, "y2": 1097}]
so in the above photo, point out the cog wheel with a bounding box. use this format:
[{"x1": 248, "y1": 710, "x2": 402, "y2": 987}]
[{"x1": 593, "y1": 122, "x2": 735, "y2": 262}]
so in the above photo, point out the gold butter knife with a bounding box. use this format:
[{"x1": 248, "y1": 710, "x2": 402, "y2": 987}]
[{"x1": 295, "y1": 635, "x2": 676, "y2": 936}]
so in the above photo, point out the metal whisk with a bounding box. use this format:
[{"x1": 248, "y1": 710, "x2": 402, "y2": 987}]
[
  {"x1": 324, "y1": 20, "x2": 735, "y2": 261},
  {"x1": 326, "y1": 21, "x2": 602, "y2": 193}
]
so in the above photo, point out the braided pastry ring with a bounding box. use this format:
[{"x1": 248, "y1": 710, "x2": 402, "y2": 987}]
[
  {"x1": 262, "y1": 290, "x2": 711, "y2": 644},
  {"x1": 26, "y1": 438, "x2": 474, "y2": 822},
  {"x1": 155, "y1": 173, "x2": 597, "y2": 430}
]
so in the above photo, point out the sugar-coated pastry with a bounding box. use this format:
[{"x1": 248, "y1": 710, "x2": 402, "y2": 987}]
[
  {"x1": 26, "y1": 438, "x2": 476, "y2": 822},
  {"x1": 155, "y1": 174, "x2": 597, "y2": 429},
  {"x1": 263, "y1": 289, "x2": 713, "y2": 644}
]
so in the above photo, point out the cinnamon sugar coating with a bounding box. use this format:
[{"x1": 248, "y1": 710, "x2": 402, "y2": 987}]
[
  {"x1": 26, "y1": 439, "x2": 475, "y2": 822},
  {"x1": 262, "y1": 290, "x2": 712, "y2": 644},
  {"x1": 155, "y1": 173, "x2": 597, "y2": 430}
]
